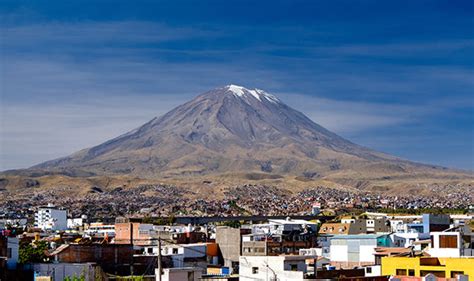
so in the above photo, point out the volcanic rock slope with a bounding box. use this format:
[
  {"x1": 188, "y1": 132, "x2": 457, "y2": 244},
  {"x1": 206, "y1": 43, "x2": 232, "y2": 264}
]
[{"x1": 32, "y1": 85, "x2": 450, "y2": 179}]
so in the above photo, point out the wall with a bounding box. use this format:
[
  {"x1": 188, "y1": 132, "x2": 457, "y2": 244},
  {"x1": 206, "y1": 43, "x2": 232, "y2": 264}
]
[
  {"x1": 7, "y1": 237, "x2": 19, "y2": 269},
  {"x1": 32, "y1": 263, "x2": 98, "y2": 281},
  {"x1": 330, "y1": 237, "x2": 379, "y2": 268},
  {"x1": 216, "y1": 226, "x2": 241, "y2": 269},
  {"x1": 239, "y1": 255, "x2": 309, "y2": 281},
  {"x1": 359, "y1": 245, "x2": 376, "y2": 263},
  {"x1": 428, "y1": 232, "x2": 461, "y2": 258},
  {"x1": 158, "y1": 268, "x2": 202, "y2": 281},
  {"x1": 35, "y1": 208, "x2": 67, "y2": 231},
  {"x1": 381, "y1": 257, "x2": 474, "y2": 278},
  {"x1": 56, "y1": 244, "x2": 134, "y2": 275},
  {"x1": 365, "y1": 265, "x2": 381, "y2": 277},
  {"x1": 115, "y1": 222, "x2": 140, "y2": 244},
  {"x1": 330, "y1": 245, "x2": 348, "y2": 262}
]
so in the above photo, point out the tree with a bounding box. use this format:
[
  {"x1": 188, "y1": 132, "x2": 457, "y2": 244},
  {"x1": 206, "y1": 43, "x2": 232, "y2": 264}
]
[
  {"x1": 63, "y1": 274, "x2": 85, "y2": 281},
  {"x1": 19, "y1": 240, "x2": 49, "y2": 264},
  {"x1": 222, "y1": 220, "x2": 241, "y2": 228}
]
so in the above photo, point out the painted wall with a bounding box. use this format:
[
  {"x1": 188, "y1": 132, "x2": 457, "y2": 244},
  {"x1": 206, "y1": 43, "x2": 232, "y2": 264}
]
[{"x1": 381, "y1": 257, "x2": 474, "y2": 278}]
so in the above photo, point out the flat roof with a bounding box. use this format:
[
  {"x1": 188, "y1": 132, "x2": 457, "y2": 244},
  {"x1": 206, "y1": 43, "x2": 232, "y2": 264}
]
[{"x1": 330, "y1": 234, "x2": 388, "y2": 239}]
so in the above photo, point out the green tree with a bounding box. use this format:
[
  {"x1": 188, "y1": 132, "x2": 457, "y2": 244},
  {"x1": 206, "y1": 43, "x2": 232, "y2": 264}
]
[
  {"x1": 19, "y1": 240, "x2": 49, "y2": 264},
  {"x1": 222, "y1": 220, "x2": 241, "y2": 228},
  {"x1": 64, "y1": 273, "x2": 85, "y2": 281}
]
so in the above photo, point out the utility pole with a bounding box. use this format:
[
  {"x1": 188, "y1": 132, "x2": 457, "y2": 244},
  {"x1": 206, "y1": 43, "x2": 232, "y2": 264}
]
[{"x1": 158, "y1": 237, "x2": 162, "y2": 281}]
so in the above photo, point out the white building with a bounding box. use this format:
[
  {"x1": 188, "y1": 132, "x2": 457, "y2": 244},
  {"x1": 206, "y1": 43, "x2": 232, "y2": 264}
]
[
  {"x1": 34, "y1": 204, "x2": 67, "y2": 231},
  {"x1": 144, "y1": 243, "x2": 216, "y2": 269},
  {"x1": 156, "y1": 267, "x2": 202, "y2": 281},
  {"x1": 239, "y1": 255, "x2": 316, "y2": 281},
  {"x1": 329, "y1": 234, "x2": 392, "y2": 268},
  {"x1": 390, "y1": 232, "x2": 430, "y2": 250},
  {"x1": 364, "y1": 265, "x2": 381, "y2": 277},
  {"x1": 67, "y1": 218, "x2": 83, "y2": 229},
  {"x1": 427, "y1": 231, "x2": 462, "y2": 257},
  {"x1": 250, "y1": 218, "x2": 318, "y2": 235},
  {"x1": 84, "y1": 222, "x2": 115, "y2": 238}
]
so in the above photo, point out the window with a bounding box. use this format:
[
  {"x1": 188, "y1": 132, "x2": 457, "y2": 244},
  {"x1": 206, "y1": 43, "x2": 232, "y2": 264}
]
[
  {"x1": 366, "y1": 267, "x2": 372, "y2": 274},
  {"x1": 439, "y1": 235, "x2": 457, "y2": 248},
  {"x1": 420, "y1": 271, "x2": 445, "y2": 278},
  {"x1": 396, "y1": 269, "x2": 407, "y2": 276},
  {"x1": 451, "y1": 271, "x2": 464, "y2": 278},
  {"x1": 252, "y1": 267, "x2": 259, "y2": 274},
  {"x1": 172, "y1": 248, "x2": 178, "y2": 254},
  {"x1": 147, "y1": 248, "x2": 153, "y2": 254},
  {"x1": 408, "y1": 270, "x2": 415, "y2": 276},
  {"x1": 290, "y1": 264, "x2": 298, "y2": 271}
]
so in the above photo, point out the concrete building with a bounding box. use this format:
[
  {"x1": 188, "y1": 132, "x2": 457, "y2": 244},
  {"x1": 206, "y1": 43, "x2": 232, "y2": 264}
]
[
  {"x1": 156, "y1": 267, "x2": 202, "y2": 281},
  {"x1": 381, "y1": 256, "x2": 474, "y2": 279},
  {"x1": 329, "y1": 234, "x2": 392, "y2": 268},
  {"x1": 215, "y1": 226, "x2": 250, "y2": 273},
  {"x1": 84, "y1": 222, "x2": 115, "y2": 238},
  {"x1": 48, "y1": 243, "x2": 134, "y2": 275},
  {"x1": 239, "y1": 255, "x2": 316, "y2": 281},
  {"x1": 390, "y1": 232, "x2": 430, "y2": 250},
  {"x1": 32, "y1": 263, "x2": 101, "y2": 281},
  {"x1": 318, "y1": 219, "x2": 390, "y2": 259},
  {"x1": 241, "y1": 218, "x2": 317, "y2": 256},
  {"x1": 143, "y1": 242, "x2": 218, "y2": 272},
  {"x1": 428, "y1": 232, "x2": 463, "y2": 258},
  {"x1": 34, "y1": 204, "x2": 67, "y2": 231},
  {"x1": 115, "y1": 218, "x2": 207, "y2": 246},
  {"x1": 67, "y1": 218, "x2": 84, "y2": 229},
  {"x1": 422, "y1": 214, "x2": 450, "y2": 233}
]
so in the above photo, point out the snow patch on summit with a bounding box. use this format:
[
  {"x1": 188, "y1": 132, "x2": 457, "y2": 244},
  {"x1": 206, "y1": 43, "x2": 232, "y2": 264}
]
[
  {"x1": 227, "y1": 84, "x2": 245, "y2": 97},
  {"x1": 225, "y1": 84, "x2": 280, "y2": 104}
]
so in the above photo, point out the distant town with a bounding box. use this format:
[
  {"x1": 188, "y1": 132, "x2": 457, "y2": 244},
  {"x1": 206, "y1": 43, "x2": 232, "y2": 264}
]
[
  {"x1": 1, "y1": 184, "x2": 473, "y2": 281},
  {"x1": 2, "y1": 183, "x2": 473, "y2": 221}
]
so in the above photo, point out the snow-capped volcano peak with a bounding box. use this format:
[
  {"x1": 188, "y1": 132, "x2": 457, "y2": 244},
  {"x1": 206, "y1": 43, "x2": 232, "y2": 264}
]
[{"x1": 224, "y1": 84, "x2": 280, "y2": 104}]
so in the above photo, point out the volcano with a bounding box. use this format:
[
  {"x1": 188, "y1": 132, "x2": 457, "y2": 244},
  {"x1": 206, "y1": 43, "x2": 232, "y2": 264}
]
[{"x1": 32, "y1": 85, "x2": 443, "y2": 178}]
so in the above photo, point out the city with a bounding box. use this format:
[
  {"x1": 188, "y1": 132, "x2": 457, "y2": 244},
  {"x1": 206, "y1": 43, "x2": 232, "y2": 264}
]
[
  {"x1": 1, "y1": 198, "x2": 473, "y2": 280},
  {"x1": 1, "y1": 1, "x2": 473, "y2": 281}
]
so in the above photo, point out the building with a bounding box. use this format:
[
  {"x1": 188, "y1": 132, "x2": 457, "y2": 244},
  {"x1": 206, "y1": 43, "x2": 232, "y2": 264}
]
[
  {"x1": 390, "y1": 232, "x2": 430, "y2": 250},
  {"x1": 319, "y1": 222, "x2": 364, "y2": 235},
  {"x1": 115, "y1": 218, "x2": 207, "y2": 246},
  {"x1": 156, "y1": 267, "x2": 202, "y2": 281},
  {"x1": 427, "y1": 229, "x2": 474, "y2": 258},
  {"x1": 381, "y1": 257, "x2": 474, "y2": 279},
  {"x1": 338, "y1": 218, "x2": 391, "y2": 234},
  {"x1": 6, "y1": 237, "x2": 19, "y2": 269},
  {"x1": 34, "y1": 204, "x2": 67, "y2": 231},
  {"x1": 32, "y1": 263, "x2": 101, "y2": 281},
  {"x1": 48, "y1": 243, "x2": 134, "y2": 275},
  {"x1": 84, "y1": 222, "x2": 115, "y2": 238},
  {"x1": 241, "y1": 218, "x2": 317, "y2": 256},
  {"x1": 215, "y1": 226, "x2": 251, "y2": 273},
  {"x1": 142, "y1": 242, "x2": 218, "y2": 273},
  {"x1": 239, "y1": 255, "x2": 316, "y2": 281},
  {"x1": 422, "y1": 214, "x2": 450, "y2": 233},
  {"x1": 329, "y1": 234, "x2": 392, "y2": 268}
]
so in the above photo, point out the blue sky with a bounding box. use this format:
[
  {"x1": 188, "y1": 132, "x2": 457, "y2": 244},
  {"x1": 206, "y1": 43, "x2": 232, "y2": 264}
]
[{"x1": 1, "y1": 0, "x2": 473, "y2": 170}]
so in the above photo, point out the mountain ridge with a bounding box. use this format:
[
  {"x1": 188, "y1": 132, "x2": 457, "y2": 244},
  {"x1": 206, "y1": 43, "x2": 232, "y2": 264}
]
[{"x1": 23, "y1": 84, "x2": 456, "y2": 180}]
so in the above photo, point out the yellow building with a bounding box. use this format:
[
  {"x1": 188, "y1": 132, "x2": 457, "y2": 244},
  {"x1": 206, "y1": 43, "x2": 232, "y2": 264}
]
[{"x1": 381, "y1": 256, "x2": 474, "y2": 279}]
